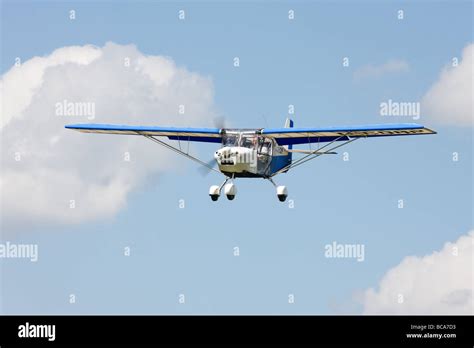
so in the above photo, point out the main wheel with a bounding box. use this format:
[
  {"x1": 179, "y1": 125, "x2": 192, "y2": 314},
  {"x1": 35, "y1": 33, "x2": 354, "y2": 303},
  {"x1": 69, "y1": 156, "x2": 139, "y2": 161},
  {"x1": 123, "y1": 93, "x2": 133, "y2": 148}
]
[
  {"x1": 209, "y1": 185, "x2": 220, "y2": 201},
  {"x1": 276, "y1": 185, "x2": 288, "y2": 202},
  {"x1": 277, "y1": 194, "x2": 287, "y2": 202},
  {"x1": 224, "y1": 183, "x2": 237, "y2": 201}
]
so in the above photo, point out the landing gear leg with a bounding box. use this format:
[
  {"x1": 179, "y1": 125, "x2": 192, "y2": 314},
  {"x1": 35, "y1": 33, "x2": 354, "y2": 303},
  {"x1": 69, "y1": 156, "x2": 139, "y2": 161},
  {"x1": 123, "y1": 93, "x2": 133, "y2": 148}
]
[
  {"x1": 268, "y1": 177, "x2": 288, "y2": 202},
  {"x1": 224, "y1": 174, "x2": 237, "y2": 200},
  {"x1": 209, "y1": 177, "x2": 231, "y2": 201}
]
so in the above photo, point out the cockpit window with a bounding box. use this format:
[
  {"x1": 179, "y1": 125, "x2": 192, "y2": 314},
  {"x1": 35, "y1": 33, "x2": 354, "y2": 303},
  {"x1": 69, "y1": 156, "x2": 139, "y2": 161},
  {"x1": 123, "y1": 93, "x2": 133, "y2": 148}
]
[
  {"x1": 258, "y1": 137, "x2": 272, "y2": 155},
  {"x1": 222, "y1": 132, "x2": 259, "y2": 149},
  {"x1": 240, "y1": 134, "x2": 257, "y2": 149},
  {"x1": 222, "y1": 134, "x2": 239, "y2": 146}
]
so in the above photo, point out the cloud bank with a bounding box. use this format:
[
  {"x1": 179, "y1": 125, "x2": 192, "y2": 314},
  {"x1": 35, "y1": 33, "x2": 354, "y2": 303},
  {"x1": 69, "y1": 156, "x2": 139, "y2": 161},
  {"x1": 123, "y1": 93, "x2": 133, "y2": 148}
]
[
  {"x1": 353, "y1": 59, "x2": 409, "y2": 80},
  {"x1": 362, "y1": 231, "x2": 473, "y2": 314},
  {"x1": 421, "y1": 43, "x2": 473, "y2": 127},
  {"x1": 0, "y1": 42, "x2": 216, "y2": 225}
]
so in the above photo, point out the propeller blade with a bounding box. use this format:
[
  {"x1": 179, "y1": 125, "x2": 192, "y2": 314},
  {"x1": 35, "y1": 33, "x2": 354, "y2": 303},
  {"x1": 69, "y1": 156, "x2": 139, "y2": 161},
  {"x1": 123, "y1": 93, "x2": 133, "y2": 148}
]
[
  {"x1": 213, "y1": 116, "x2": 227, "y2": 130},
  {"x1": 198, "y1": 158, "x2": 217, "y2": 176}
]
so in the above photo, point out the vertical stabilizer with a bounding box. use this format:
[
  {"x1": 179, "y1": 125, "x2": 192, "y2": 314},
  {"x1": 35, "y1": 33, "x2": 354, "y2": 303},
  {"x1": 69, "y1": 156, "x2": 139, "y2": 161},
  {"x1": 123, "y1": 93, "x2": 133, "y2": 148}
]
[{"x1": 284, "y1": 118, "x2": 294, "y2": 150}]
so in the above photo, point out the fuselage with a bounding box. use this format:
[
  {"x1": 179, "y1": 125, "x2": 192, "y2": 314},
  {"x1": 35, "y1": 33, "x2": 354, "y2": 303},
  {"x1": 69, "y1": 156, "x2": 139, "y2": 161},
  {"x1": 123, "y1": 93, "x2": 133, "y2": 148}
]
[{"x1": 214, "y1": 129, "x2": 292, "y2": 178}]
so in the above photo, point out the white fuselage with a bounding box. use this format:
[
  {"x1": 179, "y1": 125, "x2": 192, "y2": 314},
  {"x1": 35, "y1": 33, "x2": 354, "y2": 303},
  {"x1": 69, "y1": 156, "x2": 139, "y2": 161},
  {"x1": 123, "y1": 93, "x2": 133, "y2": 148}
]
[{"x1": 214, "y1": 146, "x2": 258, "y2": 174}]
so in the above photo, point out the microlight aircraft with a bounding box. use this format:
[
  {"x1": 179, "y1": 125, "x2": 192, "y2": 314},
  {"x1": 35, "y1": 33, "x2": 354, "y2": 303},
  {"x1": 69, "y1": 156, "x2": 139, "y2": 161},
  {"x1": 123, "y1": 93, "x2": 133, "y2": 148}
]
[{"x1": 66, "y1": 119, "x2": 436, "y2": 202}]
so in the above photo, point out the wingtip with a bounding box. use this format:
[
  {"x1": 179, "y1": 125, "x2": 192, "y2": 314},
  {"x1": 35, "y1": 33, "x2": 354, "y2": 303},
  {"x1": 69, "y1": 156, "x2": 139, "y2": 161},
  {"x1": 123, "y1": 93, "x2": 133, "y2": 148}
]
[
  {"x1": 64, "y1": 124, "x2": 82, "y2": 129},
  {"x1": 423, "y1": 126, "x2": 437, "y2": 134}
]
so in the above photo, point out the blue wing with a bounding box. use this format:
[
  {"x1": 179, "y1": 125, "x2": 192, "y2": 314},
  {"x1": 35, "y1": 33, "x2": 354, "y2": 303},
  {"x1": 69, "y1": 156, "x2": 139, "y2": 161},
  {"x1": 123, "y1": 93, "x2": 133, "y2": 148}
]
[
  {"x1": 261, "y1": 123, "x2": 436, "y2": 145},
  {"x1": 65, "y1": 124, "x2": 222, "y2": 143}
]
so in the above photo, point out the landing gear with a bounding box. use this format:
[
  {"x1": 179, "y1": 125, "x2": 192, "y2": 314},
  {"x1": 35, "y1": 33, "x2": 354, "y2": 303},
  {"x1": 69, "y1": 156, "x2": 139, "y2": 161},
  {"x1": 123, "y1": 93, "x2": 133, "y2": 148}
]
[
  {"x1": 209, "y1": 177, "x2": 236, "y2": 201},
  {"x1": 210, "y1": 177, "x2": 287, "y2": 202},
  {"x1": 276, "y1": 185, "x2": 288, "y2": 202},
  {"x1": 209, "y1": 185, "x2": 220, "y2": 201},
  {"x1": 268, "y1": 178, "x2": 288, "y2": 202},
  {"x1": 224, "y1": 182, "x2": 237, "y2": 200}
]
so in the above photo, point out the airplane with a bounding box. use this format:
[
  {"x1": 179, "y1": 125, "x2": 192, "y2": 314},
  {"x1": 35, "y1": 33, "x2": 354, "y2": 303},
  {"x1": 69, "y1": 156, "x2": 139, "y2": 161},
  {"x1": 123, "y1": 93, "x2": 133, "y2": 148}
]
[{"x1": 65, "y1": 119, "x2": 436, "y2": 202}]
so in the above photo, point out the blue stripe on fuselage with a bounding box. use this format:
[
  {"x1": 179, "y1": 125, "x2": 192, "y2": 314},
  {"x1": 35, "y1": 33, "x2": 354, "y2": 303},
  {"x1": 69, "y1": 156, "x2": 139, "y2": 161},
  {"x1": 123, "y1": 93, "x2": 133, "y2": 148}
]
[{"x1": 269, "y1": 152, "x2": 291, "y2": 175}]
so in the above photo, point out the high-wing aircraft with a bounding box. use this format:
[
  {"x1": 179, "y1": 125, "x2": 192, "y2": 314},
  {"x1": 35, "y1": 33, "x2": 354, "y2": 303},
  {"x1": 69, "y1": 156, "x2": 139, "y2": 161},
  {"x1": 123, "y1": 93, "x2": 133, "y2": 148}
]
[{"x1": 65, "y1": 119, "x2": 436, "y2": 202}]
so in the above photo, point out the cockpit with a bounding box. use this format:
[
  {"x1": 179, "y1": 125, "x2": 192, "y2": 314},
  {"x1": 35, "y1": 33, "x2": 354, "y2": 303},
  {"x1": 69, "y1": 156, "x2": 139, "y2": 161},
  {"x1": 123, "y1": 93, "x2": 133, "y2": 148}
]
[
  {"x1": 218, "y1": 130, "x2": 277, "y2": 176},
  {"x1": 222, "y1": 131, "x2": 269, "y2": 151}
]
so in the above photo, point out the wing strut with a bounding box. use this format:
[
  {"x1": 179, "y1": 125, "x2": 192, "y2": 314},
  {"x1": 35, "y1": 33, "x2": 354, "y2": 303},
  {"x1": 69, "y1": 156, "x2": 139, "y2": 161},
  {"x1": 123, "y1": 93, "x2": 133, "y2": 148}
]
[
  {"x1": 271, "y1": 134, "x2": 359, "y2": 177},
  {"x1": 140, "y1": 133, "x2": 223, "y2": 176}
]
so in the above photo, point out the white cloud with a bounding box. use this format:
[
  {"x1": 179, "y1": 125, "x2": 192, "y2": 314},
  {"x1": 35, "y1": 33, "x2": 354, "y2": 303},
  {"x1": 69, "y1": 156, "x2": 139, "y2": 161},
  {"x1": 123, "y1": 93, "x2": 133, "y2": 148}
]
[
  {"x1": 0, "y1": 45, "x2": 103, "y2": 129},
  {"x1": 421, "y1": 43, "x2": 473, "y2": 127},
  {"x1": 0, "y1": 42, "x2": 216, "y2": 225},
  {"x1": 353, "y1": 59, "x2": 409, "y2": 80},
  {"x1": 362, "y1": 231, "x2": 474, "y2": 314}
]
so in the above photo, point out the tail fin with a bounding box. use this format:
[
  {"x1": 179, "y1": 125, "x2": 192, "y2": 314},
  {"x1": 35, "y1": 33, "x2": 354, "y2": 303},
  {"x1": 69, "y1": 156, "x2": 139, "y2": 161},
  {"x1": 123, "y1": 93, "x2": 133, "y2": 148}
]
[{"x1": 284, "y1": 118, "x2": 294, "y2": 150}]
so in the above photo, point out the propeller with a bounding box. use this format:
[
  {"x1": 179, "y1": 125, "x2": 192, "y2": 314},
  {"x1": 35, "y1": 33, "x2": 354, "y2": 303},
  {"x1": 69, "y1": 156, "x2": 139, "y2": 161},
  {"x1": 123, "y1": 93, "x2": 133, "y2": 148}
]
[
  {"x1": 198, "y1": 115, "x2": 228, "y2": 176},
  {"x1": 198, "y1": 157, "x2": 218, "y2": 177},
  {"x1": 213, "y1": 115, "x2": 228, "y2": 130}
]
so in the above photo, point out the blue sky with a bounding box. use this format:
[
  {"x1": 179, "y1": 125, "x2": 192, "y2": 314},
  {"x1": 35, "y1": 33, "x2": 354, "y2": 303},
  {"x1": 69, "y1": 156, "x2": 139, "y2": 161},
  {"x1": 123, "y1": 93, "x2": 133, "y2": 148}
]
[{"x1": 1, "y1": 0, "x2": 472, "y2": 314}]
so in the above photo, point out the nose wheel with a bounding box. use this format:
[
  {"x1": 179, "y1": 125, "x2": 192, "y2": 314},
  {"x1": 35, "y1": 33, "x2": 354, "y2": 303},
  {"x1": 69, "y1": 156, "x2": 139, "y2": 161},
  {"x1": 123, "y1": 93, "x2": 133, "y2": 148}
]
[
  {"x1": 209, "y1": 185, "x2": 220, "y2": 201},
  {"x1": 224, "y1": 182, "x2": 237, "y2": 200},
  {"x1": 209, "y1": 177, "x2": 237, "y2": 201}
]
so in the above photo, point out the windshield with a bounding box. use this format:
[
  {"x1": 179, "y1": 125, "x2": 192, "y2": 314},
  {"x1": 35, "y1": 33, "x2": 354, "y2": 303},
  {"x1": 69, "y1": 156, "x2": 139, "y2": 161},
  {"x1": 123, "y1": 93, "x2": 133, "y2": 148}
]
[
  {"x1": 222, "y1": 132, "x2": 258, "y2": 149},
  {"x1": 222, "y1": 133, "x2": 239, "y2": 147},
  {"x1": 240, "y1": 134, "x2": 258, "y2": 149}
]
